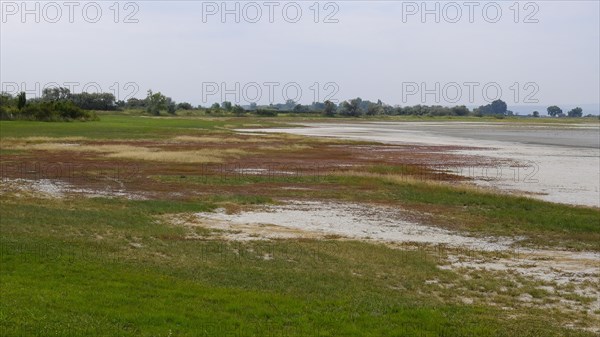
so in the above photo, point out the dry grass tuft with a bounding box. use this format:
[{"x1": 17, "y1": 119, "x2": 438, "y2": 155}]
[
  {"x1": 333, "y1": 171, "x2": 483, "y2": 191},
  {"x1": 106, "y1": 148, "x2": 248, "y2": 163},
  {"x1": 5, "y1": 142, "x2": 249, "y2": 164},
  {"x1": 9, "y1": 143, "x2": 139, "y2": 153},
  {"x1": 1, "y1": 137, "x2": 88, "y2": 148}
]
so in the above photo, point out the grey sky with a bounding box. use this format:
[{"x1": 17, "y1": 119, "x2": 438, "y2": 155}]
[{"x1": 1, "y1": 1, "x2": 599, "y2": 113}]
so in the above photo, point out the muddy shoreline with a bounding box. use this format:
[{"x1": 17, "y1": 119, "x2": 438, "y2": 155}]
[{"x1": 240, "y1": 122, "x2": 600, "y2": 207}]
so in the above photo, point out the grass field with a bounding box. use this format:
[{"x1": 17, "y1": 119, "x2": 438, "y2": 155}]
[{"x1": 1, "y1": 114, "x2": 599, "y2": 336}]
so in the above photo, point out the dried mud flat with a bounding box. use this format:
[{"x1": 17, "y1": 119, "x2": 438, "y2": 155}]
[
  {"x1": 168, "y1": 199, "x2": 600, "y2": 330},
  {"x1": 241, "y1": 122, "x2": 600, "y2": 208}
]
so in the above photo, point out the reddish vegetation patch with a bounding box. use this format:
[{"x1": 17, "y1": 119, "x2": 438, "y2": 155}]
[{"x1": 0, "y1": 134, "x2": 508, "y2": 200}]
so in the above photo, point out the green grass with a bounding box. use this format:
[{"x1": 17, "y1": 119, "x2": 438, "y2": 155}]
[
  {"x1": 2, "y1": 112, "x2": 595, "y2": 141},
  {"x1": 0, "y1": 114, "x2": 286, "y2": 139},
  {"x1": 375, "y1": 178, "x2": 599, "y2": 250},
  {"x1": 153, "y1": 174, "x2": 329, "y2": 186},
  {"x1": 1, "y1": 195, "x2": 596, "y2": 337},
  {"x1": 381, "y1": 180, "x2": 599, "y2": 249}
]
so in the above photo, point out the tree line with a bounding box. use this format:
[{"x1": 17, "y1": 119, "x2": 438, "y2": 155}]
[
  {"x1": 0, "y1": 88, "x2": 99, "y2": 121},
  {"x1": 543, "y1": 106, "x2": 585, "y2": 118},
  {"x1": 0, "y1": 87, "x2": 592, "y2": 120}
]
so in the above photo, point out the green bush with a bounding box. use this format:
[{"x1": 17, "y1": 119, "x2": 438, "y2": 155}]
[
  {"x1": 0, "y1": 105, "x2": 12, "y2": 120},
  {"x1": 255, "y1": 109, "x2": 278, "y2": 117},
  {"x1": 10, "y1": 101, "x2": 97, "y2": 121}
]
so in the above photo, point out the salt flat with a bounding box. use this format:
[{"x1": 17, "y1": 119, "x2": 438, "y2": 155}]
[{"x1": 241, "y1": 122, "x2": 600, "y2": 207}]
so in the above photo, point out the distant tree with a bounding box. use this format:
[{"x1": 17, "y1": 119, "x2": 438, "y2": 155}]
[
  {"x1": 338, "y1": 101, "x2": 350, "y2": 116},
  {"x1": 42, "y1": 87, "x2": 71, "y2": 102},
  {"x1": 165, "y1": 97, "x2": 177, "y2": 114},
  {"x1": 222, "y1": 101, "x2": 233, "y2": 112},
  {"x1": 70, "y1": 92, "x2": 116, "y2": 110},
  {"x1": 0, "y1": 92, "x2": 14, "y2": 106},
  {"x1": 323, "y1": 100, "x2": 336, "y2": 116},
  {"x1": 451, "y1": 105, "x2": 470, "y2": 116},
  {"x1": 255, "y1": 109, "x2": 278, "y2": 117},
  {"x1": 17, "y1": 92, "x2": 26, "y2": 110},
  {"x1": 211, "y1": 103, "x2": 221, "y2": 110},
  {"x1": 14, "y1": 100, "x2": 94, "y2": 121},
  {"x1": 532, "y1": 111, "x2": 539, "y2": 117},
  {"x1": 547, "y1": 106, "x2": 563, "y2": 117},
  {"x1": 366, "y1": 101, "x2": 384, "y2": 116},
  {"x1": 383, "y1": 105, "x2": 395, "y2": 115},
  {"x1": 249, "y1": 102, "x2": 258, "y2": 111},
  {"x1": 394, "y1": 106, "x2": 407, "y2": 115},
  {"x1": 474, "y1": 105, "x2": 489, "y2": 115},
  {"x1": 340, "y1": 98, "x2": 363, "y2": 117},
  {"x1": 146, "y1": 90, "x2": 167, "y2": 115},
  {"x1": 567, "y1": 107, "x2": 583, "y2": 118},
  {"x1": 310, "y1": 102, "x2": 325, "y2": 112},
  {"x1": 232, "y1": 104, "x2": 245, "y2": 116},
  {"x1": 474, "y1": 100, "x2": 507, "y2": 116},
  {"x1": 491, "y1": 100, "x2": 508, "y2": 115},
  {"x1": 126, "y1": 97, "x2": 147, "y2": 109},
  {"x1": 283, "y1": 99, "x2": 296, "y2": 111},
  {"x1": 293, "y1": 104, "x2": 309, "y2": 113},
  {"x1": 177, "y1": 102, "x2": 193, "y2": 110},
  {"x1": 0, "y1": 93, "x2": 14, "y2": 119}
]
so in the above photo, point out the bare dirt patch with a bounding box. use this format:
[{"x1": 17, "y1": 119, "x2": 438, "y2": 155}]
[{"x1": 184, "y1": 200, "x2": 514, "y2": 250}]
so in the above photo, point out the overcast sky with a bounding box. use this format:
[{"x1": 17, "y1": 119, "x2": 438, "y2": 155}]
[{"x1": 1, "y1": 1, "x2": 599, "y2": 113}]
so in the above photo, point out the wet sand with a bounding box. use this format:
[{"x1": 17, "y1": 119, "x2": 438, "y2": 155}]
[{"x1": 241, "y1": 122, "x2": 600, "y2": 207}]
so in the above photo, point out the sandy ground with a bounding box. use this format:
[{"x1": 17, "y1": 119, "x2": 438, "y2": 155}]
[
  {"x1": 240, "y1": 122, "x2": 600, "y2": 207},
  {"x1": 192, "y1": 200, "x2": 515, "y2": 251}
]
